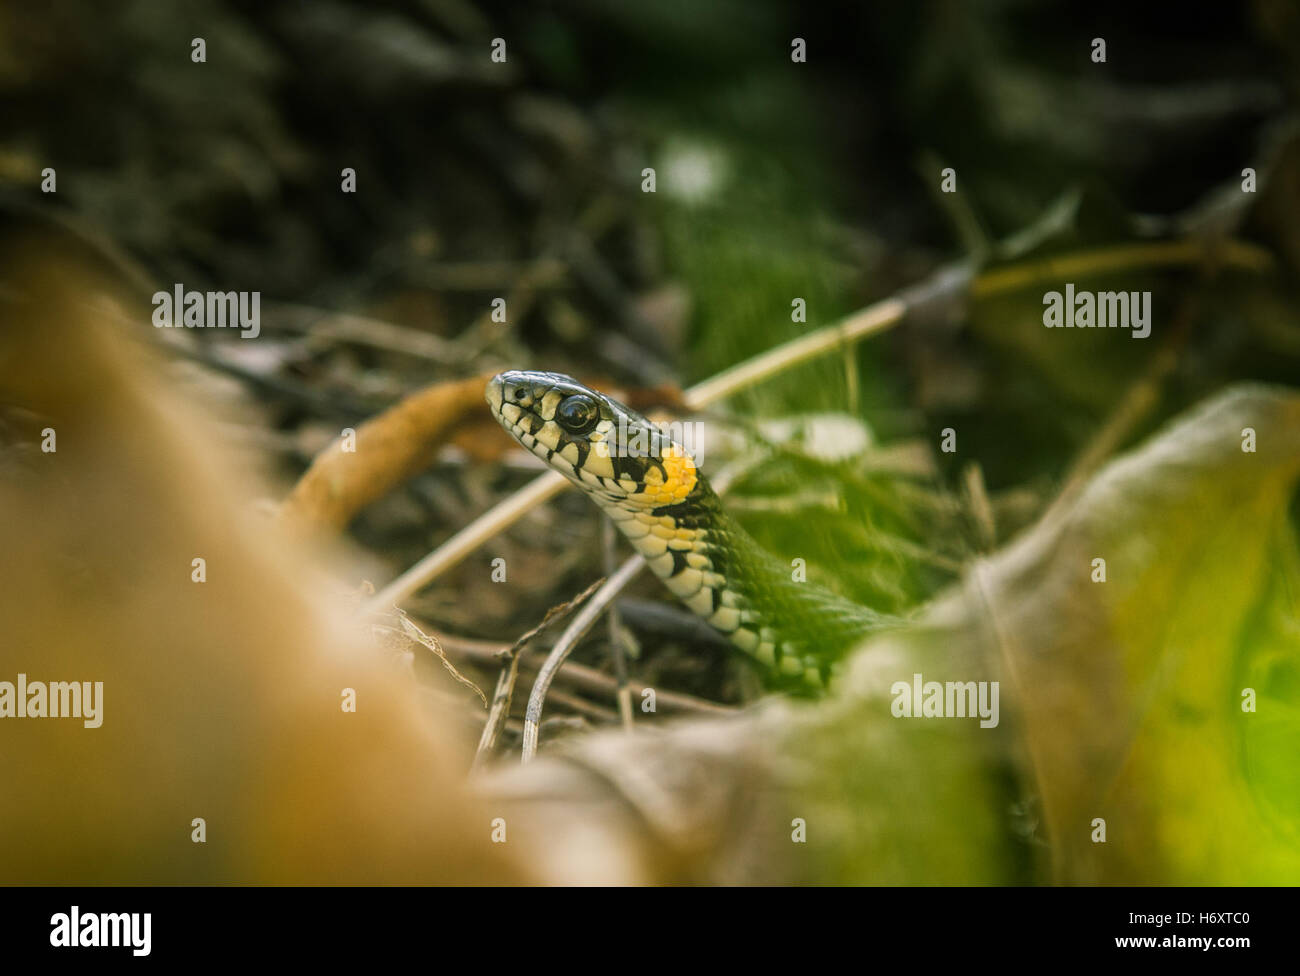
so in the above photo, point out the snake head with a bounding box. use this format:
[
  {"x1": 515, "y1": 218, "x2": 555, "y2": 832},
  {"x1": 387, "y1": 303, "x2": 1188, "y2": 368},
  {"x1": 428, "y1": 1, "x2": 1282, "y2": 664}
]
[{"x1": 486, "y1": 370, "x2": 699, "y2": 510}]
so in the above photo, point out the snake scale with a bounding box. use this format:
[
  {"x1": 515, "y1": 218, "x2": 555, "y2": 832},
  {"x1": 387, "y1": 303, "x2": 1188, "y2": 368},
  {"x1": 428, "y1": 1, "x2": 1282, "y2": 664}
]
[{"x1": 487, "y1": 370, "x2": 891, "y2": 687}]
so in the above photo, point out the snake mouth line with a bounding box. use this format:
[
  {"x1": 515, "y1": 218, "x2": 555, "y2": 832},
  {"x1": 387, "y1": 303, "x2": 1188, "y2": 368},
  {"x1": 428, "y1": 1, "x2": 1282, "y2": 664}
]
[
  {"x1": 487, "y1": 371, "x2": 705, "y2": 463},
  {"x1": 485, "y1": 370, "x2": 701, "y2": 502}
]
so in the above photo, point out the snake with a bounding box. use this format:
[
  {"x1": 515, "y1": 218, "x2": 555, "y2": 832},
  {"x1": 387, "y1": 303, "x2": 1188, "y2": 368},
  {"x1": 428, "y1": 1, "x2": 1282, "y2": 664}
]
[{"x1": 486, "y1": 370, "x2": 891, "y2": 688}]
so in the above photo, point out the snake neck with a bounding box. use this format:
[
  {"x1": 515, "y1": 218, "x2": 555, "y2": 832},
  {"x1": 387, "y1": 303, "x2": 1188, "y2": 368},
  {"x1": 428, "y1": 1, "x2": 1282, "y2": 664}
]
[{"x1": 600, "y1": 476, "x2": 887, "y2": 687}]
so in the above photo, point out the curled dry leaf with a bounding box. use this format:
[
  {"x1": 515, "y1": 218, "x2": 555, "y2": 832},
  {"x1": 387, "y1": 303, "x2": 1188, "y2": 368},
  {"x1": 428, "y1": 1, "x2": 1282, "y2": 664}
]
[{"x1": 279, "y1": 370, "x2": 501, "y2": 536}]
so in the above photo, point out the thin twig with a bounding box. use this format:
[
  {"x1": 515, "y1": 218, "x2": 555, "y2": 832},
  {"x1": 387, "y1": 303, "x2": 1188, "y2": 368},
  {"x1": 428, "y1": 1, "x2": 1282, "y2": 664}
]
[
  {"x1": 602, "y1": 518, "x2": 635, "y2": 731},
  {"x1": 277, "y1": 304, "x2": 461, "y2": 363},
  {"x1": 681, "y1": 296, "x2": 909, "y2": 408},
  {"x1": 471, "y1": 576, "x2": 606, "y2": 770},
  {"x1": 373, "y1": 610, "x2": 488, "y2": 707},
  {"x1": 971, "y1": 238, "x2": 1272, "y2": 299},
  {"x1": 521, "y1": 556, "x2": 646, "y2": 762},
  {"x1": 366, "y1": 470, "x2": 566, "y2": 610},
  {"x1": 437, "y1": 632, "x2": 735, "y2": 717},
  {"x1": 472, "y1": 653, "x2": 524, "y2": 771},
  {"x1": 545, "y1": 687, "x2": 619, "y2": 724}
]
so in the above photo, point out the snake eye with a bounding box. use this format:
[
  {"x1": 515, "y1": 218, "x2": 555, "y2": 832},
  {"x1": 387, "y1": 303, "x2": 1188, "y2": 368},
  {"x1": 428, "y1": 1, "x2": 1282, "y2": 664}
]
[{"x1": 556, "y1": 394, "x2": 599, "y2": 434}]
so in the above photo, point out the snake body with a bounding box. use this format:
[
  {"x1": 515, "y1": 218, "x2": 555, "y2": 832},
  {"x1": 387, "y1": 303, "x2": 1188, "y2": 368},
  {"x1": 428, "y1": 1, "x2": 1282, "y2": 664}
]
[{"x1": 486, "y1": 370, "x2": 889, "y2": 687}]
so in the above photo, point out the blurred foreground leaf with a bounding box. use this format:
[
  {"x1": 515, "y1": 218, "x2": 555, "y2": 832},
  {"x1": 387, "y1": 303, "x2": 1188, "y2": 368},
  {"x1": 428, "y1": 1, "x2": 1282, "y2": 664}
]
[{"x1": 982, "y1": 384, "x2": 1300, "y2": 882}]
